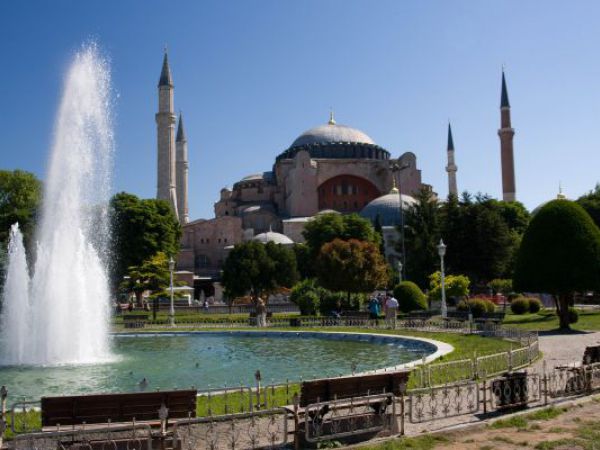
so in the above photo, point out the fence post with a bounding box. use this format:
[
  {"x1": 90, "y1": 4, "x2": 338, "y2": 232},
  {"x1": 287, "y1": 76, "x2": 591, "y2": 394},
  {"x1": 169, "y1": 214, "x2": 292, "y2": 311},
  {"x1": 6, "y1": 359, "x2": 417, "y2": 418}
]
[
  {"x1": 543, "y1": 360, "x2": 548, "y2": 406},
  {"x1": 293, "y1": 393, "x2": 300, "y2": 450},
  {"x1": 473, "y1": 352, "x2": 478, "y2": 380},
  {"x1": 508, "y1": 345, "x2": 513, "y2": 373},
  {"x1": 0, "y1": 386, "x2": 6, "y2": 423},
  {"x1": 482, "y1": 378, "x2": 487, "y2": 414},
  {"x1": 400, "y1": 393, "x2": 405, "y2": 436}
]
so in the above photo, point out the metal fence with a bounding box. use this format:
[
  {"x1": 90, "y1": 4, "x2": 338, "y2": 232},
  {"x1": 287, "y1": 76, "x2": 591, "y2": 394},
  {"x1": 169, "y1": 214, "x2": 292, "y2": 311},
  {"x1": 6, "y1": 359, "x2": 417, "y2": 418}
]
[{"x1": 8, "y1": 363, "x2": 600, "y2": 450}]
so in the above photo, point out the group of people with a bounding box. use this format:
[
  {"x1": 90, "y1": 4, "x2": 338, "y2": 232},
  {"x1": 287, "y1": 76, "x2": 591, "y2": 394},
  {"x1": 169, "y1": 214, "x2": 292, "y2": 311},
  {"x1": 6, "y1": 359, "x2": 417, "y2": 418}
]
[{"x1": 368, "y1": 292, "x2": 399, "y2": 328}]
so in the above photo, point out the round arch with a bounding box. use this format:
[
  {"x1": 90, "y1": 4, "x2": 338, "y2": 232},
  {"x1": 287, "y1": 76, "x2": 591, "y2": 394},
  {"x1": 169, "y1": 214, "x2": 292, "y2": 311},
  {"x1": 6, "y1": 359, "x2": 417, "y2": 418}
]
[{"x1": 318, "y1": 175, "x2": 381, "y2": 213}]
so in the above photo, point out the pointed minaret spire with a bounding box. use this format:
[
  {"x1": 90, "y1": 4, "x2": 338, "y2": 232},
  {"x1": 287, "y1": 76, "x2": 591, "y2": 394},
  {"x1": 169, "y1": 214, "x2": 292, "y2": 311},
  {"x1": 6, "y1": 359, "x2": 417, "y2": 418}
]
[
  {"x1": 498, "y1": 69, "x2": 516, "y2": 202},
  {"x1": 156, "y1": 50, "x2": 178, "y2": 219},
  {"x1": 501, "y1": 70, "x2": 510, "y2": 108},
  {"x1": 159, "y1": 50, "x2": 173, "y2": 87},
  {"x1": 447, "y1": 122, "x2": 455, "y2": 151},
  {"x1": 445, "y1": 122, "x2": 458, "y2": 197},
  {"x1": 176, "y1": 111, "x2": 186, "y2": 142},
  {"x1": 175, "y1": 112, "x2": 189, "y2": 224}
]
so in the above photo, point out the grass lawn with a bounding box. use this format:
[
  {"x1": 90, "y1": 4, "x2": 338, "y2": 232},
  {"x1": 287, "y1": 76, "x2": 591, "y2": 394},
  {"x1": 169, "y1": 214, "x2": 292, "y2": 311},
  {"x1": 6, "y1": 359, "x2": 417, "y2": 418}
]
[{"x1": 503, "y1": 308, "x2": 600, "y2": 332}]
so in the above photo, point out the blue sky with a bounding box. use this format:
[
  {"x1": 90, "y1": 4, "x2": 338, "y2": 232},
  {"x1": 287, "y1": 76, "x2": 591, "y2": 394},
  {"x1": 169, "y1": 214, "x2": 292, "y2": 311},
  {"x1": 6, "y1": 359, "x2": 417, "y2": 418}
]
[{"x1": 1, "y1": 1, "x2": 600, "y2": 219}]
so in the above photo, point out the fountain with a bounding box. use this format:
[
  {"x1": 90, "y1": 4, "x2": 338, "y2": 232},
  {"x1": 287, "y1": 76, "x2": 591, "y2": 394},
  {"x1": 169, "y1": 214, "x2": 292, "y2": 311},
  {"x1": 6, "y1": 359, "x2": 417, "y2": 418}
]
[{"x1": 1, "y1": 43, "x2": 114, "y2": 366}]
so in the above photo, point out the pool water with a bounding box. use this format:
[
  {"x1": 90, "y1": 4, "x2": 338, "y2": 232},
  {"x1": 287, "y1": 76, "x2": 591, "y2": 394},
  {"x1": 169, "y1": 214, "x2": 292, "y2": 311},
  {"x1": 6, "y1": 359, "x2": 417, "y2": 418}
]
[{"x1": 0, "y1": 331, "x2": 435, "y2": 401}]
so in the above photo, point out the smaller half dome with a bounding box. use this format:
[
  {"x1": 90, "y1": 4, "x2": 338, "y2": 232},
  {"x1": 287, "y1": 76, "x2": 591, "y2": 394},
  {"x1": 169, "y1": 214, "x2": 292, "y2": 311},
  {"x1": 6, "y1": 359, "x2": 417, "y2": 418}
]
[
  {"x1": 252, "y1": 230, "x2": 294, "y2": 245},
  {"x1": 360, "y1": 191, "x2": 416, "y2": 226}
]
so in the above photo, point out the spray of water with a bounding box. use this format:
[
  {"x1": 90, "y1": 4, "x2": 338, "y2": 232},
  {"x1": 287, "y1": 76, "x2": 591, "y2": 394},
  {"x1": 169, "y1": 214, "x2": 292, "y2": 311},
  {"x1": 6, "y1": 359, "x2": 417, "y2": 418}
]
[{"x1": 1, "y1": 43, "x2": 114, "y2": 366}]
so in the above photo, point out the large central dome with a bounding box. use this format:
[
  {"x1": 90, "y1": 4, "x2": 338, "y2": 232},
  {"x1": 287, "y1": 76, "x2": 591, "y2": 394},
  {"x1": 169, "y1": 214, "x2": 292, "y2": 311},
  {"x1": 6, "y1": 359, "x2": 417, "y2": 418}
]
[
  {"x1": 276, "y1": 114, "x2": 389, "y2": 162},
  {"x1": 291, "y1": 122, "x2": 376, "y2": 147}
]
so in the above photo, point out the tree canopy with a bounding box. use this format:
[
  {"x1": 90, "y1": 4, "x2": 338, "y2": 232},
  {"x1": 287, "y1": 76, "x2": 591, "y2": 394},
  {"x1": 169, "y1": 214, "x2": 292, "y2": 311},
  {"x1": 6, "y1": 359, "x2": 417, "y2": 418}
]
[
  {"x1": 513, "y1": 199, "x2": 600, "y2": 329},
  {"x1": 428, "y1": 271, "x2": 470, "y2": 301},
  {"x1": 302, "y1": 213, "x2": 380, "y2": 259},
  {"x1": 316, "y1": 238, "x2": 389, "y2": 299},
  {"x1": 120, "y1": 252, "x2": 171, "y2": 306},
  {"x1": 577, "y1": 183, "x2": 600, "y2": 229},
  {"x1": 110, "y1": 192, "x2": 181, "y2": 289},
  {"x1": 0, "y1": 170, "x2": 42, "y2": 248},
  {"x1": 221, "y1": 241, "x2": 298, "y2": 302}
]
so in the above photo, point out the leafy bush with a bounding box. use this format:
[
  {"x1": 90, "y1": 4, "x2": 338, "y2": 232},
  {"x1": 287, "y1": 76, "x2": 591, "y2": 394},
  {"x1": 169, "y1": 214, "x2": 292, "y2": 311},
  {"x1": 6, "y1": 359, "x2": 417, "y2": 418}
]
[
  {"x1": 289, "y1": 279, "x2": 324, "y2": 316},
  {"x1": 568, "y1": 307, "x2": 579, "y2": 324},
  {"x1": 511, "y1": 297, "x2": 530, "y2": 315},
  {"x1": 488, "y1": 278, "x2": 513, "y2": 295},
  {"x1": 456, "y1": 298, "x2": 495, "y2": 318},
  {"x1": 528, "y1": 297, "x2": 542, "y2": 313},
  {"x1": 428, "y1": 271, "x2": 470, "y2": 301},
  {"x1": 319, "y1": 292, "x2": 365, "y2": 315},
  {"x1": 393, "y1": 281, "x2": 427, "y2": 313}
]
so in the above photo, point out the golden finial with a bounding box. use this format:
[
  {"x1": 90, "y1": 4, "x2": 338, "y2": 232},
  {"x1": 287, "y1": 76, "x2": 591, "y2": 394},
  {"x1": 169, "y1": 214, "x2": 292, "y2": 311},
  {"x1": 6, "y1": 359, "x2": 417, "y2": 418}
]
[
  {"x1": 328, "y1": 109, "x2": 336, "y2": 125},
  {"x1": 557, "y1": 181, "x2": 567, "y2": 199},
  {"x1": 390, "y1": 176, "x2": 399, "y2": 194}
]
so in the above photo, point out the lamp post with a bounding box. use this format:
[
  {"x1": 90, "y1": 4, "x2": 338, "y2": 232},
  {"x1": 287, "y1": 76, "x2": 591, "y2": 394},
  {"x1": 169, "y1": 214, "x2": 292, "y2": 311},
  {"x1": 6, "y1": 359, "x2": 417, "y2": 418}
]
[
  {"x1": 391, "y1": 162, "x2": 410, "y2": 281},
  {"x1": 397, "y1": 260, "x2": 403, "y2": 284},
  {"x1": 169, "y1": 257, "x2": 175, "y2": 327},
  {"x1": 437, "y1": 239, "x2": 447, "y2": 319}
]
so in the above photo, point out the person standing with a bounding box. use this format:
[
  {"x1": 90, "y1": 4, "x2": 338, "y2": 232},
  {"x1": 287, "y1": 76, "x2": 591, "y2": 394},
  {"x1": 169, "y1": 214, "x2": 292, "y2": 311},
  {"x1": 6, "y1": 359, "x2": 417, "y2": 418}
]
[
  {"x1": 368, "y1": 295, "x2": 380, "y2": 325},
  {"x1": 256, "y1": 298, "x2": 267, "y2": 327},
  {"x1": 385, "y1": 293, "x2": 399, "y2": 329}
]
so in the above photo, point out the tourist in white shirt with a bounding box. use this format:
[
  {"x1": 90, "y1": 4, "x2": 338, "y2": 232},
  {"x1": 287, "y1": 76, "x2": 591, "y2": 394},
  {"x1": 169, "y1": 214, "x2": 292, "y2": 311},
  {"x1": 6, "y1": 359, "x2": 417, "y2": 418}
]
[{"x1": 384, "y1": 293, "x2": 399, "y2": 329}]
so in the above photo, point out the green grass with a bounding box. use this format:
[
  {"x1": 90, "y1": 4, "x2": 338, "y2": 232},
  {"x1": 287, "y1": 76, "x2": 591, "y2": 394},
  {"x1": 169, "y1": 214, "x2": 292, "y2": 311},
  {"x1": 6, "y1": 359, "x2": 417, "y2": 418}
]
[
  {"x1": 490, "y1": 415, "x2": 529, "y2": 429},
  {"x1": 503, "y1": 309, "x2": 600, "y2": 332},
  {"x1": 489, "y1": 407, "x2": 567, "y2": 431},
  {"x1": 3, "y1": 409, "x2": 41, "y2": 440},
  {"x1": 356, "y1": 435, "x2": 450, "y2": 450}
]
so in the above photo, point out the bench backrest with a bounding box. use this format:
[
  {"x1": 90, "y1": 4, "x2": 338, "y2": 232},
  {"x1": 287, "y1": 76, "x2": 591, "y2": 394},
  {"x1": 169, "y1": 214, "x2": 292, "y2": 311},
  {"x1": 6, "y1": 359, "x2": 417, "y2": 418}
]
[
  {"x1": 583, "y1": 345, "x2": 600, "y2": 365},
  {"x1": 299, "y1": 371, "x2": 410, "y2": 407},
  {"x1": 41, "y1": 389, "x2": 197, "y2": 427}
]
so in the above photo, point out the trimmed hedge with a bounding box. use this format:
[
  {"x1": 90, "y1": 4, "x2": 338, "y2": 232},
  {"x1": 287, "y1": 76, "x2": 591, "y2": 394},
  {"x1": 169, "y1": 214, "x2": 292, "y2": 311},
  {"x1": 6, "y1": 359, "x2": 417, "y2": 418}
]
[
  {"x1": 393, "y1": 281, "x2": 427, "y2": 313},
  {"x1": 456, "y1": 298, "x2": 495, "y2": 318},
  {"x1": 511, "y1": 297, "x2": 530, "y2": 315},
  {"x1": 528, "y1": 297, "x2": 542, "y2": 313}
]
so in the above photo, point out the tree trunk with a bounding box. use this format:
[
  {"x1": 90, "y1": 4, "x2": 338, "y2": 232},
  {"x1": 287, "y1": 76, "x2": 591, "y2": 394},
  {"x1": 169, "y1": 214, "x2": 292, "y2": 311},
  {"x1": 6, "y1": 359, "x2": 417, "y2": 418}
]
[
  {"x1": 135, "y1": 291, "x2": 144, "y2": 308},
  {"x1": 557, "y1": 293, "x2": 571, "y2": 330}
]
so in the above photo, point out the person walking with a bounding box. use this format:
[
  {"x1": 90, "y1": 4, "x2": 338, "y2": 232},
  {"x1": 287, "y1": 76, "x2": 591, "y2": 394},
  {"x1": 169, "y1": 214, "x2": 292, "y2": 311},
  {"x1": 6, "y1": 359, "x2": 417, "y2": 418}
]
[
  {"x1": 368, "y1": 295, "x2": 380, "y2": 326},
  {"x1": 385, "y1": 293, "x2": 399, "y2": 329}
]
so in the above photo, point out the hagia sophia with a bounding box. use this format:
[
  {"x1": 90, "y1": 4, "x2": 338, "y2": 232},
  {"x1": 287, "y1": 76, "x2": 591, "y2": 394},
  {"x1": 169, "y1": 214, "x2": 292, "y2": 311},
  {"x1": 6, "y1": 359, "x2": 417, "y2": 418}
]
[{"x1": 154, "y1": 53, "x2": 516, "y2": 299}]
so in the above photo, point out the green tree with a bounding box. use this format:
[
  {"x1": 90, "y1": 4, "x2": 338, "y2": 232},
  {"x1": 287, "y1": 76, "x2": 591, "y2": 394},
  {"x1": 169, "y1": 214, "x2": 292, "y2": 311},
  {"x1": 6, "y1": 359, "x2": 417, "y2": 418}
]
[
  {"x1": 0, "y1": 170, "x2": 42, "y2": 248},
  {"x1": 316, "y1": 238, "x2": 389, "y2": 303},
  {"x1": 514, "y1": 199, "x2": 600, "y2": 330},
  {"x1": 302, "y1": 213, "x2": 380, "y2": 259},
  {"x1": 403, "y1": 188, "x2": 441, "y2": 289},
  {"x1": 292, "y1": 243, "x2": 314, "y2": 279},
  {"x1": 488, "y1": 278, "x2": 513, "y2": 295},
  {"x1": 428, "y1": 271, "x2": 470, "y2": 302},
  {"x1": 110, "y1": 192, "x2": 181, "y2": 289},
  {"x1": 221, "y1": 241, "x2": 298, "y2": 303},
  {"x1": 120, "y1": 252, "x2": 171, "y2": 307},
  {"x1": 577, "y1": 183, "x2": 600, "y2": 229}
]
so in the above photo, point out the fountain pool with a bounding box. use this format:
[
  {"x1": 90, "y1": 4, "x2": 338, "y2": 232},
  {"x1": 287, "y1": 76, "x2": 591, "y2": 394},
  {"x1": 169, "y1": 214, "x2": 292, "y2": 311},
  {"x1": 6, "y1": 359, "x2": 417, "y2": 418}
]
[{"x1": 0, "y1": 331, "x2": 446, "y2": 401}]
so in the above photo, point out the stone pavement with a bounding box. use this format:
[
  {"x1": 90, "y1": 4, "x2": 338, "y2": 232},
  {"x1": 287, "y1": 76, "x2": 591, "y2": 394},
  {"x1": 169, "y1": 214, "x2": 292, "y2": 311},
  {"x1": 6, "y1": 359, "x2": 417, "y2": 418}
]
[{"x1": 536, "y1": 330, "x2": 600, "y2": 369}]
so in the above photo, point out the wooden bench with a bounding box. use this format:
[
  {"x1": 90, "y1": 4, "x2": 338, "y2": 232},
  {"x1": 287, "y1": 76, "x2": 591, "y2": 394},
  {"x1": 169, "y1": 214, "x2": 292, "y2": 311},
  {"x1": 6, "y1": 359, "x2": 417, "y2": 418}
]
[
  {"x1": 41, "y1": 389, "x2": 197, "y2": 428},
  {"x1": 122, "y1": 314, "x2": 148, "y2": 329},
  {"x1": 289, "y1": 371, "x2": 410, "y2": 445}
]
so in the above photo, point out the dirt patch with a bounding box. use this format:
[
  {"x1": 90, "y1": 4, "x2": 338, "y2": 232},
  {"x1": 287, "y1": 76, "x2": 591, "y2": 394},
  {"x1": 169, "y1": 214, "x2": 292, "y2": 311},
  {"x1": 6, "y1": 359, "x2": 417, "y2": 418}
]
[{"x1": 433, "y1": 398, "x2": 600, "y2": 449}]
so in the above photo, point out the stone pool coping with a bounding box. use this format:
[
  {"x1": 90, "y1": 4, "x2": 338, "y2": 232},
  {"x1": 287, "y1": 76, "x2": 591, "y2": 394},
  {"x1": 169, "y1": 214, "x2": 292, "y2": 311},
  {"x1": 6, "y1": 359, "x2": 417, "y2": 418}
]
[{"x1": 112, "y1": 329, "x2": 454, "y2": 375}]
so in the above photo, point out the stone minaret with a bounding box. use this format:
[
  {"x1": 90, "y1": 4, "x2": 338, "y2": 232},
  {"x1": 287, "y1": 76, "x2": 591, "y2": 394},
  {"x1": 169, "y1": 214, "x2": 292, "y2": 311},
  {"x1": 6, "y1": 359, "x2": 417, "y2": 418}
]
[
  {"x1": 498, "y1": 70, "x2": 516, "y2": 202},
  {"x1": 446, "y1": 122, "x2": 458, "y2": 197},
  {"x1": 156, "y1": 51, "x2": 179, "y2": 218},
  {"x1": 176, "y1": 112, "x2": 189, "y2": 224}
]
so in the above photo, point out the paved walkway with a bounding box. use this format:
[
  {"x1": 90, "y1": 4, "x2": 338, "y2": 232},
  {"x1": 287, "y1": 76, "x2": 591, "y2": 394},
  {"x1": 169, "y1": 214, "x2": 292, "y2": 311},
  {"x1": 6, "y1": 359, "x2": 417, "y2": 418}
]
[{"x1": 536, "y1": 330, "x2": 600, "y2": 369}]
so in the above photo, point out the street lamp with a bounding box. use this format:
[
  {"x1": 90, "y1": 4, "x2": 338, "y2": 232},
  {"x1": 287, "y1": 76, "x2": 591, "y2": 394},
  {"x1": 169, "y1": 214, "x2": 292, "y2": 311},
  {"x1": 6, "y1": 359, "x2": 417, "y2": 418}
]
[
  {"x1": 397, "y1": 260, "x2": 403, "y2": 283},
  {"x1": 169, "y1": 256, "x2": 175, "y2": 327},
  {"x1": 391, "y1": 162, "x2": 410, "y2": 281},
  {"x1": 437, "y1": 239, "x2": 447, "y2": 319}
]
